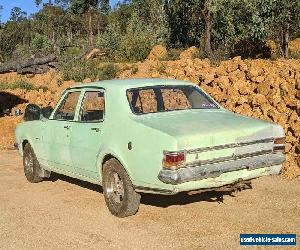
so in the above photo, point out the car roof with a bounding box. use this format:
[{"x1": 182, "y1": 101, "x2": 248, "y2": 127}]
[{"x1": 68, "y1": 78, "x2": 193, "y2": 91}]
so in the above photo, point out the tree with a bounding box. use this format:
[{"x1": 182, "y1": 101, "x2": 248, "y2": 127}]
[
  {"x1": 10, "y1": 7, "x2": 27, "y2": 22},
  {"x1": 70, "y1": 0, "x2": 100, "y2": 47},
  {"x1": 35, "y1": 0, "x2": 54, "y2": 6},
  {"x1": 272, "y1": 0, "x2": 300, "y2": 57},
  {"x1": 35, "y1": 0, "x2": 43, "y2": 6},
  {"x1": 201, "y1": 0, "x2": 212, "y2": 57},
  {"x1": 211, "y1": 0, "x2": 275, "y2": 58},
  {"x1": 33, "y1": 5, "x2": 65, "y2": 44},
  {"x1": 99, "y1": 0, "x2": 110, "y2": 15},
  {"x1": 165, "y1": 0, "x2": 203, "y2": 48}
]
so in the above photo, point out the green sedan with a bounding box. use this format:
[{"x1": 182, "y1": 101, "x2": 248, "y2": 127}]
[{"x1": 15, "y1": 78, "x2": 285, "y2": 217}]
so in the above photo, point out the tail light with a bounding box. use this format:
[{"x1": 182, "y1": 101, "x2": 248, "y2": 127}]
[
  {"x1": 163, "y1": 151, "x2": 185, "y2": 170},
  {"x1": 273, "y1": 137, "x2": 285, "y2": 153}
]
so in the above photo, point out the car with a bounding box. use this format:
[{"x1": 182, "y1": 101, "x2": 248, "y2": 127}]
[{"x1": 15, "y1": 78, "x2": 285, "y2": 217}]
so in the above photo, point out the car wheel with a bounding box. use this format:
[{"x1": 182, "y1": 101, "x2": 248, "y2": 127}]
[
  {"x1": 23, "y1": 143, "x2": 43, "y2": 183},
  {"x1": 103, "y1": 158, "x2": 141, "y2": 217}
]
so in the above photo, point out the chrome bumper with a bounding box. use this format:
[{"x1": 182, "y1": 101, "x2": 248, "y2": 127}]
[{"x1": 158, "y1": 153, "x2": 285, "y2": 185}]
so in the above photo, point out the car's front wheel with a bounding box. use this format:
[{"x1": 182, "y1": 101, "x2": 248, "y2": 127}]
[
  {"x1": 23, "y1": 143, "x2": 43, "y2": 183},
  {"x1": 103, "y1": 158, "x2": 141, "y2": 217}
]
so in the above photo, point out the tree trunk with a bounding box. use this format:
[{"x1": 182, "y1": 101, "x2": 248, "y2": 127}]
[
  {"x1": 282, "y1": 24, "x2": 289, "y2": 58},
  {"x1": 86, "y1": 2, "x2": 93, "y2": 47},
  {"x1": 202, "y1": 0, "x2": 212, "y2": 58}
]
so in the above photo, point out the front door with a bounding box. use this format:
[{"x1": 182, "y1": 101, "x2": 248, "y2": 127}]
[
  {"x1": 70, "y1": 90, "x2": 105, "y2": 179},
  {"x1": 44, "y1": 91, "x2": 81, "y2": 172}
]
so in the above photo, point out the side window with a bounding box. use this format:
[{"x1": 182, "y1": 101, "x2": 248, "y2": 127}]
[
  {"x1": 53, "y1": 92, "x2": 81, "y2": 121},
  {"x1": 80, "y1": 91, "x2": 105, "y2": 122}
]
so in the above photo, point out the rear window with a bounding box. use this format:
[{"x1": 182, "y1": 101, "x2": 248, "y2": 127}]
[{"x1": 127, "y1": 85, "x2": 218, "y2": 115}]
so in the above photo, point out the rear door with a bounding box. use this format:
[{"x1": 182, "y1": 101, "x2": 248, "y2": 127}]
[
  {"x1": 70, "y1": 89, "x2": 105, "y2": 179},
  {"x1": 44, "y1": 90, "x2": 82, "y2": 172}
]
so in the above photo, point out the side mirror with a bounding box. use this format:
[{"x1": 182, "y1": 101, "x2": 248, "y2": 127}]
[
  {"x1": 41, "y1": 106, "x2": 54, "y2": 119},
  {"x1": 24, "y1": 104, "x2": 41, "y2": 121}
]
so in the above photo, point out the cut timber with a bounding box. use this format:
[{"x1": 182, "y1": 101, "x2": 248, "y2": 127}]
[
  {"x1": 85, "y1": 48, "x2": 106, "y2": 60},
  {"x1": 0, "y1": 54, "x2": 57, "y2": 74}
]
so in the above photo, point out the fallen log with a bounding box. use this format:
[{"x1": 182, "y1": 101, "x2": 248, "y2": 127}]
[
  {"x1": 17, "y1": 64, "x2": 49, "y2": 74},
  {"x1": 85, "y1": 48, "x2": 106, "y2": 60},
  {"x1": 0, "y1": 54, "x2": 57, "y2": 74}
]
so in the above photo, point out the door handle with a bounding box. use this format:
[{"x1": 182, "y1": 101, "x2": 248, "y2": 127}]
[
  {"x1": 91, "y1": 128, "x2": 100, "y2": 132},
  {"x1": 64, "y1": 125, "x2": 71, "y2": 130}
]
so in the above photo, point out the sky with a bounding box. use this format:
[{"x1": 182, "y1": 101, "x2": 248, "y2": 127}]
[{"x1": 0, "y1": 0, "x2": 119, "y2": 22}]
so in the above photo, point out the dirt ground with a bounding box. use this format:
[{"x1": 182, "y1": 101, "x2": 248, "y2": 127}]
[{"x1": 0, "y1": 150, "x2": 299, "y2": 250}]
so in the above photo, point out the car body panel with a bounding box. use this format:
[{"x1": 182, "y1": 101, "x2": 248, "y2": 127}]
[{"x1": 15, "y1": 78, "x2": 285, "y2": 194}]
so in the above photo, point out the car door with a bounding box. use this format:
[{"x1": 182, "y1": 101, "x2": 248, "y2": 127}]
[
  {"x1": 70, "y1": 89, "x2": 105, "y2": 179},
  {"x1": 44, "y1": 90, "x2": 82, "y2": 173}
]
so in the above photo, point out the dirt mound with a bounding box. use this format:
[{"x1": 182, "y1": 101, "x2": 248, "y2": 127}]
[
  {"x1": 147, "y1": 45, "x2": 168, "y2": 61},
  {"x1": 0, "y1": 51, "x2": 299, "y2": 177},
  {"x1": 289, "y1": 38, "x2": 300, "y2": 53},
  {"x1": 179, "y1": 46, "x2": 199, "y2": 60}
]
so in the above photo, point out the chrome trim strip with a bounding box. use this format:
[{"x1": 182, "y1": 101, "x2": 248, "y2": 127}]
[
  {"x1": 184, "y1": 149, "x2": 273, "y2": 168},
  {"x1": 134, "y1": 186, "x2": 175, "y2": 195},
  {"x1": 186, "y1": 138, "x2": 274, "y2": 154},
  {"x1": 158, "y1": 153, "x2": 285, "y2": 185}
]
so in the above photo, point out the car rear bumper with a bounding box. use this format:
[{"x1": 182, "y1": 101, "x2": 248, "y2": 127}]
[{"x1": 158, "y1": 153, "x2": 285, "y2": 185}]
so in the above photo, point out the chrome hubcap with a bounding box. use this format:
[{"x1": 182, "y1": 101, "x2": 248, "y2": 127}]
[
  {"x1": 24, "y1": 152, "x2": 34, "y2": 174},
  {"x1": 107, "y1": 172, "x2": 124, "y2": 204}
]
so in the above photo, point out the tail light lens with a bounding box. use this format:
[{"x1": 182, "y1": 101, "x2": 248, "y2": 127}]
[
  {"x1": 273, "y1": 137, "x2": 285, "y2": 153},
  {"x1": 163, "y1": 151, "x2": 185, "y2": 170},
  {"x1": 274, "y1": 137, "x2": 285, "y2": 144}
]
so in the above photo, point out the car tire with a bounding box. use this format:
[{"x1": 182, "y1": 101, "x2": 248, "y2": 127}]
[
  {"x1": 103, "y1": 158, "x2": 141, "y2": 217},
  {"x1": 23, "y1": 143, "x2": 43, "y2": 183}
]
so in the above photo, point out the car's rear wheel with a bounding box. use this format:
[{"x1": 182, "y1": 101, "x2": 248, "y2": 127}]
[
  {"x1": 23, "y1": 143, "x2": 43, "y2": 183},
  {"x1": 103, "y1": 158, "x2": 141, "y2": 217}
]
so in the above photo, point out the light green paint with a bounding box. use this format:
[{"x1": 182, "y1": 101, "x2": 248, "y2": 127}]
[{"x1": 15, "y1": 78, "x2": 284, "y2": 194}]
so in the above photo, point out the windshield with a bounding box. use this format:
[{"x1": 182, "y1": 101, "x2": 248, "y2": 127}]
[{"x1": 127, "y1": 85, "x2": 219, "y2": 115}]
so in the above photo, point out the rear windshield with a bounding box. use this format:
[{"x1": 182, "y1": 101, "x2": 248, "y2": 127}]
[{"x1": 127, "y1": 85, "x2": 219, "y2": 115}]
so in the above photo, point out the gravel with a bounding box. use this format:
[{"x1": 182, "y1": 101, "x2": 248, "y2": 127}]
[{"x1": 0, "y1": 150, "x2": 299, "y2": 250}]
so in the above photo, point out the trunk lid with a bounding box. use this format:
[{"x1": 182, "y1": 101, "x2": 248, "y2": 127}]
[{"x1": 133, "y1": 109, "x2": 283, "y2": 163}]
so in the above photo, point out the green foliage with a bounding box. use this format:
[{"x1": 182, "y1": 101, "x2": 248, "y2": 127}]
[
  {"x1": 0, "y1": 81, "x2": 35, "y2": 91},
  {"x1": 211, "y1": 0, "x2": 275, "y2": 53},
  {"x1": 10, "y1": 7, "x2": 27, "y2": 22},
  {"x1": 290, "y1": 51, "x2": 300, "y2": 60},
  {"x1": 59, "y1": 59, "x2": 116, "y2": 82},
  {"x1": 165, "y1": 0, "x2": 203, "y2": 47},
  {"x1": 11, "y1": 44, "x2": 32, "y2": 61},
  {"x1": 98, "y1": 63, "x2": 117, "y2": 80},
  {"x1": 118, "y1": 12, "x2": 156, "y2": 61},
  {"x1": 0, "y1": 19, "x2": 31, "y2": 61},
  {"x1": 70, "y1": 0, "x2": 99, "y2": 14},
  {"x1": 1, "y1": 0, "x2": 300, "y2": 63},
  {"x1": 96, "y1": 22, "x2": 121, "y2": 60},
  {"x1": 31, "y1": 34, "x2": 53, "y2": 54},
  {"x1": 99, "y1": 0, "x2": 110, "y2": 15},
  {"x1": 60, "y1": 60, "x2": 97, "y2": 82}
]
